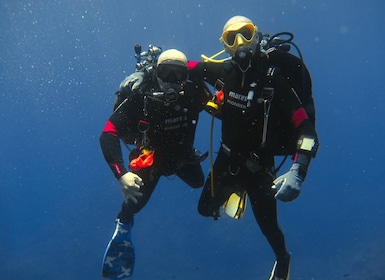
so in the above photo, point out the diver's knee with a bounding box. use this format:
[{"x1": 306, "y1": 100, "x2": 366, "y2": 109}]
[{"x1": 189, "y1": 178, "x2": 204, "y2": 189}]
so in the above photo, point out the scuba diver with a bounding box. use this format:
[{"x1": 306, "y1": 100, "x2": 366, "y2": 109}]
[
  {"x1": 99, "y1": 48, "x2": 211, "y2": 279},
  {"x1": 186, "y1": 16, "x2": 319, "y2": 280}
]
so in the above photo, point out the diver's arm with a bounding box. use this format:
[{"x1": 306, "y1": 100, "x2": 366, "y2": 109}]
[
  {"x1": 272, "y1": 74, "x2": 318, "y2": 202},
  {"x1": 100, "y1": 97, "x2": 137, "y2": 179},
  {"x1": 100, "y1": 119, "x2": 127, "y2": 179},
  {"x1": 187, "y1": 61, "x2": 224, "y2": 86}
]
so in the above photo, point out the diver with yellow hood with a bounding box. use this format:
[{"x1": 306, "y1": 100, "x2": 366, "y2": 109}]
[{"x1": 188, "y1": 15, "x2": 319, "y2": 280}]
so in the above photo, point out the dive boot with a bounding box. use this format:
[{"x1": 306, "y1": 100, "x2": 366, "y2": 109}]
[
  {"x1": 269, "y1": 253, "x2": 291, "y2": 280},
  {"x1": 102, "y1": 220, "x2": 135, "y2": 279}
]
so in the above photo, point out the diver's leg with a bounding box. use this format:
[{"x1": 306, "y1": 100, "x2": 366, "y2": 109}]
[
  {"x1": 246, "y1": 173, "x2": 290, "y2": 279},
  {"x1": 197, "y1": 150, "x2": 234, "y2": 218},
  {"x1": 176, "y1": 161, "x2": 205, "y2": 189},
  {"x1": 102, "y1": 168, "x2": 160, "y2": 278}
]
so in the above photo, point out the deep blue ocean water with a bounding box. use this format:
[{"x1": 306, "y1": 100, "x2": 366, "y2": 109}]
[{"x1": 1, "y1": 1, "x2": 384, "y2": 279}]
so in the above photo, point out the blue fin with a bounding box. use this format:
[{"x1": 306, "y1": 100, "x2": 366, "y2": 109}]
[{"x1": 102, "y1": 221, "x2": 135, "y2": 279}]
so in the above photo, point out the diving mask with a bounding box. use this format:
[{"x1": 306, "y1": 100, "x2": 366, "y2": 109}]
[
  {"x1": 157, "y1": 63, "x2": 188, "y2": 84},
  {"x1": 156, "y1": 62, "x2": 186, "y2": 103},
  {"x1": 220, "y1": 23, "x2": 257, "y2": 53}
]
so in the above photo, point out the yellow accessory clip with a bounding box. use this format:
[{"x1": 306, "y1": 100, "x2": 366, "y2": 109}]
[
  {"x1": 223, "y1": 191, "x2": 247, "y2": 219},
  {"x1": 205, "y1": 87, "x2": 224, "y2": 113},
  {"x1": 206, "y1": 100, "x2": 219, "y2": 111}
]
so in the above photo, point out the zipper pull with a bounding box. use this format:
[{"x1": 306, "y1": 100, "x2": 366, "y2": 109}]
[{"x1": 247, "y1": 82, "x2": 257, "y2": 107}]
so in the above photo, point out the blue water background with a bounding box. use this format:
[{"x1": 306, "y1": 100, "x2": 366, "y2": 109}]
[{"x1": 1, "y1": 1, "x2": 384, "y2": 279}]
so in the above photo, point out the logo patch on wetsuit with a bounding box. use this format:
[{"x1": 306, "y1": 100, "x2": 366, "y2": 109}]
[
  {"x1": 164, "y1": 115, "x2": 188, "y2": 131},
  {"x1": 227, "y1": 91, "x2": 247, "y2": 109}
]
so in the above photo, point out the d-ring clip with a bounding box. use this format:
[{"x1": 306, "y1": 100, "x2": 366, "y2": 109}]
[{"x1": 228, "y1": 164, "x2": 240, "y2": 176}]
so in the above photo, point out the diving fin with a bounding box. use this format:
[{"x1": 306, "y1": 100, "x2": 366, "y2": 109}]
[
  {"x1": 102, "y1": 220, "x2": 135, "y2": 279},
  {"x1": 269, "y1": 253, "x2": 291, "y2": 280},
  {"x1": 223, "y1": 190, "x2": 247, "y2": 219}
]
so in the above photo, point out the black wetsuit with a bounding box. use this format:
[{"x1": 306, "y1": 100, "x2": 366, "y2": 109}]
[
  {"x1": 188, "y1": 51, "x2": 318, "y2": 260},
  {"x1": 100, "y1": 80, "x2": 211, "y2": 224}
]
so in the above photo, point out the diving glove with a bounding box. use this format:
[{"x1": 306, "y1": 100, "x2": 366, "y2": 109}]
[
  {"x1": 120, "y1": 72, "x2": 145, "y2": 91},
  {"x1": 272, "y1": 163, "x2": 306, "y2": 202},
  {"x1": 118, "y1": 172, "x2": 144, "y2": 204}
]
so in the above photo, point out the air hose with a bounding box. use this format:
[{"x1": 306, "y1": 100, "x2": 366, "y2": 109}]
[{"x1": 209, "y1": 114, "x2": 215, "y2": 198}]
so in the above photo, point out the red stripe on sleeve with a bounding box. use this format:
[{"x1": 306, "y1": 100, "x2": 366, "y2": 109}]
[
  {"x1": 102, "y1": 120, "x2": 118, "y2": 137},
  {"x1": 187, "y1": 61, "x2": 199, "y2": 70},
  {"x1": 291, "y1": 107, "x2": 309, "y2": 129},
  {"x1": 110, "y1": 163, "x2": 123, "y2": 176}
]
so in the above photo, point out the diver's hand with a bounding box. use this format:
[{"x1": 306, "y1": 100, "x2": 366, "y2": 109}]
[
  {"x1": 120, "y1": 72, "x2": 145, "y2": 91},
  {"x1": 272, "y1": 163, "x2": 306, "y2": 202},
  {"x1": 118, "y1": 172, "x2": 144, "y2": 204}
]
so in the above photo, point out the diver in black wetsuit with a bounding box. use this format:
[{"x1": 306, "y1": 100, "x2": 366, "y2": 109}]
[
  {"x1": 187, "y1": 15, "x2": 319, "y2": 280},
  {"x1": 99, "y1": 49, "x2": 210, "y2": 279}
]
